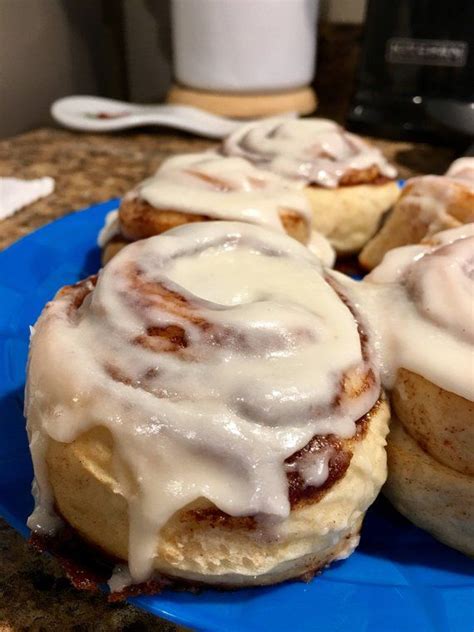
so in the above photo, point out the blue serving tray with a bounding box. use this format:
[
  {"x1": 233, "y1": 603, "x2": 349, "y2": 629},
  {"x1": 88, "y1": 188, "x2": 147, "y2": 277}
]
[{"x1": 0, "y1": 200, "x2": 473, "y2": 632}]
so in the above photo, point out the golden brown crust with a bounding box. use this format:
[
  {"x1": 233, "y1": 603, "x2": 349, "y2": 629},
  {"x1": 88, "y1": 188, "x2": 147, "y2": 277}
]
[
  {"x1": 30, "y1": 516, "x2": 361, "y2": 599},
  {"x1": 101, "y1": 209, "x2": 310, "y2": 265},
  {"x1": 304, "y1": 181, "x2": 400, "y2": 255},
  {"x1": 44, "y1": 399, "x2": 388, "y2": 587},
  {"x1": 359, "y1": 178, "x2": 474, "y2": 270},
  {"x1": 337, "y1": 166, "x2": 392, "y2": 187},
  {"x1": 119, "y1": 197, "x2": 210, "y2": 241},
  {"x1": 113, "y1": 196, "x2": 309, "y2": 255},
  {"x1": 384, "y1": 416, "x2": 474, "y2": 557},
  {"x1": 392, "y1": 369, "x2": 474, "y2": 476},
  {"x1": 384, "y1": 367, "x2": 474, "y2": 556},
  {"x1": 279, "y1": 208, "x2": 310, "y2": 244}
]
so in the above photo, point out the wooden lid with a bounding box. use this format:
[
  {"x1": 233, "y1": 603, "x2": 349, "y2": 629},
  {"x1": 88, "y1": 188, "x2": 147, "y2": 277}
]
[{"x1": 166, "y1": 84, "x2": 317, "y2": 119}]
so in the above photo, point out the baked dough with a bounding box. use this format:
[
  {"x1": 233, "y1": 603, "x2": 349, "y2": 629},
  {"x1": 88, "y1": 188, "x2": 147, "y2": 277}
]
[
  {"x1": 99, "y1": 151, "x2": 328, "y2": 264},
  {"x1": 360, "y1": 158, "x2": 474, "y2": 269},
  {"x1": 222, "y1": 117, "x2": 399, "y2": 255},
  {"x1": 46, "y1": 400, "x2": 389, "y2": 586},
  {"x1": 392, "y1": 369, "x2": 473, "y2": 476},
  {"x1": 360, "y1": 227, "x2": 474, "y2": 556},
  {"x1": 385, "y1": 416, "x2": 474, "y2": 557},
  {"x1": 27, "y1": 222, "x2": 386, "y2": 589},
  {"x1": 305, "y1": 180, "x2": 400, "y2": 254},
  {"x1": 118, "y1": 196, "x2": 309, "y2": 246}
]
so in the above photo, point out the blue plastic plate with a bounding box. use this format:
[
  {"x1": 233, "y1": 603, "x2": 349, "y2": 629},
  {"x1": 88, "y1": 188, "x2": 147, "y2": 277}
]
[{"x1": 0, "y1": 200, "x2": 473, "y2": 632}]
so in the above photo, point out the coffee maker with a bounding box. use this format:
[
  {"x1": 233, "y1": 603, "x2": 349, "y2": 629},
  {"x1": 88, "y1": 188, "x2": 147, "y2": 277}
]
[{"x1": 348, "y1": 0, "x2": 474, "y2": 144}]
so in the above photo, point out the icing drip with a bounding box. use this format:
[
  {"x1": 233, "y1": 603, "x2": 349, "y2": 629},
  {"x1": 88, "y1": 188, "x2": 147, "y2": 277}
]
[
  {"x1": 108, "y1": 564, "x2": 133, "y2": 593},
  {"x1": 100, "y1": 152, "x2": 335, "y2": 265},
  {"x1": 405, "y1": 238, "x2": 474, "y2": 344},
  {"x1": 222, "y1": 117, "x2": 397, "y2": 187},
  {"x1": 296, "y1": 447, "x2": 335, "y2": 488},
  {"x1": 132, "y1": 152, "x2": 312, "y2": 234},
  {"x1": 307, "y1": 231, "x2": 336, "y2": 268},
  {"x1": 26, "y1": 222, "x2": 379, "y2": 583},
  {"x1": 97, "y1": 209, "x2": 120, "y2": 247},
  {"x1": 340, "y1": 224, "x2": 474, "y2": 400}
]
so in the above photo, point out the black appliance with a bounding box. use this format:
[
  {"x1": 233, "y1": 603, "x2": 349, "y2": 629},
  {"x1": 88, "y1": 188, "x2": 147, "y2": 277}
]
[{"x1": 348, "y1": 0, "x2": 474, "y2": 144}]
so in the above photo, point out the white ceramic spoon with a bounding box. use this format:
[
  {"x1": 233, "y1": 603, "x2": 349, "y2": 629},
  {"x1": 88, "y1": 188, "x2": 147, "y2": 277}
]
[{"x1": 51, "y1": 95, "x2": 255, "y2": 139}]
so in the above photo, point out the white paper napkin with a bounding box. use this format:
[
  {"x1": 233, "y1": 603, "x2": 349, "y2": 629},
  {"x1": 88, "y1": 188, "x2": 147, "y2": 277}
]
[{"x1": 0, "y1": 176, "x2": 55, "y2": 220}]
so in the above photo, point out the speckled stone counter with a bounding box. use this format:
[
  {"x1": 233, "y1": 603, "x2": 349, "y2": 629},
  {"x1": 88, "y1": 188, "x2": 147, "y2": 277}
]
[
  {"x1": 0, "y1": 128, "x2": 457, "y2": 250},
  {"x1": 0, "y1": 127, "x2": 458, "y2": 632}
]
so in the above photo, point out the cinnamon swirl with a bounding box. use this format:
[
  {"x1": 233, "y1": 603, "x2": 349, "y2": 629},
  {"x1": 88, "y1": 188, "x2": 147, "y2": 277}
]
[
  {"x1": 26, "y1": 222, "x2": 388, "y2": 591},
  {"x1": 359, "y1": 157, "x2": 474, "y2": 270},
  {"x1": 358, "y1": 225, "x2": 474, "y2": 555},
  {"x1": 222, "y1": 117, "x2": 400, "y2": 254},
  {"x1": 99, "y1": 152, "x2": 335, "y2": 267}
]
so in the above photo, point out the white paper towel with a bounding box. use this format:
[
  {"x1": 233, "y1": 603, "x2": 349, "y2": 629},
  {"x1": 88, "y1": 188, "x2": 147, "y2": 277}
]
[{"x1": 0, "y1": 176, "x2": 55, "y2": 220}]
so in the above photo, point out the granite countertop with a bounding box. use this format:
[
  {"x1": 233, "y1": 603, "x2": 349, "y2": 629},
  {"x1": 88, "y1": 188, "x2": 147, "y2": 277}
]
[
  {"x1": 0, "y1": 127, "x2": 458, "y2": 632},
  {"x1": 0, "y1": 128, "x2": 457, "y2": 250}
]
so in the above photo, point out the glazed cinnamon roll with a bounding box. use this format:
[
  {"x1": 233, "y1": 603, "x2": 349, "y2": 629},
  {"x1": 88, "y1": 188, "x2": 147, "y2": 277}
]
[
  {"x1": 99, "y1": 152, "x2": 335, "y2": 267},
  {"x1": 359, "y1": 157, "x2": 474, "y2": 270},
  {"x1": 222, "y1": 117, "x2": 400, "y2": 254},
  {"x1": 27, "y1": 222, "x2": 388, "y2": 591},
  {"x1": 360, "y1": 224, "x2": 474, "y2": 555}
]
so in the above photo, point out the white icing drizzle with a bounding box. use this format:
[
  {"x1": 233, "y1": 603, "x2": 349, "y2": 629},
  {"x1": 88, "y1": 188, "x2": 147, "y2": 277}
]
[
  {"x1": 339, "y1": 224, "x2": 474, "y2": 401},
  {"x1": 423, "y1": 223, "x2": 474, "y2": 246},
  {"x1": 108, "y1": 564, "x2": 133, "y2": 593},
  {"x1": 222, "y1": 117, "x2": 397, "y2": 187},
  {"x1": 445, "y1": 157, "x2": 474, "y2": 185},
  {"x1": 132, "y1": 152, "x2": 312, "y2": 234},
  {"x1": 405, "y1": 238, "x2": 474, "y2": 344},
  {"x1": 296, "y1": 447, "x2": 335, "y2": 488},
  {"x1": 393, "y1": 159, "x2": 474, "y2": 238},
  {"x1": 368, "y1": 224, "x2": 474, "y2": 284},
  {"x1": 26, "y1": 222, "x2": 379, "y2": 584},
  {"x1": 97, "y1": 209, "x2": 120, "y2": 247},
  {"x1": 100, "y1": 152, "x2": 335, "y2": 265},
  {"x1": 308, "y1": 230, "x2": 336, "y2": 268}
]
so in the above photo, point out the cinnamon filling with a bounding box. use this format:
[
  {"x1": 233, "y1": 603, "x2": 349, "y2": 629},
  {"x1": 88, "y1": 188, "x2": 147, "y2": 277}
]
[{"x1": 26, "y1": 222, "x2": 381, "y2": 585}]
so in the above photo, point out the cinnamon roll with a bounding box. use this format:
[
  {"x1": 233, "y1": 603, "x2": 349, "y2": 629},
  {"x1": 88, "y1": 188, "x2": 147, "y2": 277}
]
[
  {"x1": 359, "y1": 157, "x2": 474, "y2": 270},
  {"x1": 26, "y1": 222, "x2": 388, "y2": 591},
  {"x1": 359, "y1": 225, "x2": 474, "y2": 555},
  {"x1": 222, "y1": 117, "x2": 400, "y2": 254},
  {"x1": 99, "y1": 152, "x2": 335, "y2": 267}
]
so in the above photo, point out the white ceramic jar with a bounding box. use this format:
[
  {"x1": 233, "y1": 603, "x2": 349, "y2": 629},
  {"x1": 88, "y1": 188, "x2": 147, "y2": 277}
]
[{"x1": 171, "y1": 0, "x2": 318, "y2": 93}]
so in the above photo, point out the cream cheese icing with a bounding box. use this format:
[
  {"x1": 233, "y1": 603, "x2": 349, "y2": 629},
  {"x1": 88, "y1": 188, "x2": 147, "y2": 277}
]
[
  {"x1": 307, "y1": 230, "x2": 336, "y2": 267},
  {"x1": 339, "y1": 224, "x2": 474, "y2": 401},
  {"x1": 222, "y1": 117, "x2": 397, "y2": 187},
  {"x1": 391, "y1": 159, "x2": 474, "y2": 237},
  {"x1": 445, "y1": 157, "x2": 474, "y2": 184},
  {"x1": 100, "y1": 152, "x2": 335, "y2": 265},
  {"x1": 97, "y1": 209, "x2": 120, "y2": 247},
  {"x1": 26, "y1": 222, "x2": 379, "y2": 584},
  {"x1": 131, "y1": 152, "x2": 312, "y2": 233}
]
